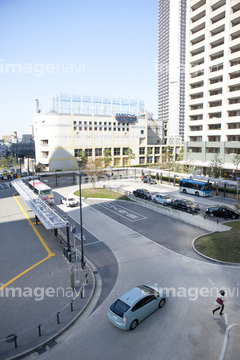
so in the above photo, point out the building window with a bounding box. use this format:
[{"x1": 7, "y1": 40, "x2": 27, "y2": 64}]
[
  {"x1": 95, "y1": 148, "x2": 102, "y2": 156},
  {"x1": 123, "y1": 148, "x2": 129, "y2": 155},
  {"x1": 74, "y1": 149, "x2": 82, "y2": 157},
  {"x1": 139, "y1": 157, "x2": 145, "y2": 164},
  {"x1": 139, "y1": 147, "x2": 145, "y2": 155},
  {"x1": 141, "y1": 130, "x2": 144, "y2": 135},
  {"x1": 114, "y1": 148, "x2": 120, "y2": 156},
  {"x1": 85, "y1": 149, "x2": 92, "y2": 156}
]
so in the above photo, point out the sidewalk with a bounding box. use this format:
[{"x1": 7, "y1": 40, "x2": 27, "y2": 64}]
[{"x1": 0, "y1": 192, "x2": 95, "y2": 360}]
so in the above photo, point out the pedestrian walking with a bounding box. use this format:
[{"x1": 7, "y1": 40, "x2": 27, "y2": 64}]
[{"x1": 213, "y1": 290, "x2": 226, "y2": 315}]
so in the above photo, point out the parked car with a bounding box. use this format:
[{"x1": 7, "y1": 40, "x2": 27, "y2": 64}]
[
  {"x1": 60, "y1": 197, "x2": 78, "y2": 207},
  {"x1": 142, "y1": 176, "x2": 157, "y2": 185},
  {"x1": 108, "y1": 285, "x2": 166, "y2": 330},
  {"x1": 2, "y1": 171, "x2": 9, "y2": 179},
  {"x1": 0, "y1": 173, "x2": 3, "y2": 180},
  {"x1": 172, "y1": 198, "x2": 200, "y2": 213},
  {"x1": 151, "y1": 193, "x2": 173, "y2": 205},
  {"x1": 133, "y1": 189, "x2": 152, "y2": 200},
  {"x1": 205, "y1": 205, "x2": 239, "y2": 219}
]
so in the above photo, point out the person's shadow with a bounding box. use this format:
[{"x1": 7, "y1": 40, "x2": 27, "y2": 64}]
[{"x1": 213, "y1": 314, "x2": 227, "y2": 334}]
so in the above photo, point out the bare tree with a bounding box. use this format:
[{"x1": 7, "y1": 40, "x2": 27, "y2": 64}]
[
  {"x1": 84, "y1": 157, "x2": 104, "y2": 188},
  {"x1": 209, "y1": 154, "x2": 223, "y2": 178}
]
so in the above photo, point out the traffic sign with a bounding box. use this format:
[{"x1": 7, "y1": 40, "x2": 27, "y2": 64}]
[{"x1": 72, "y1": 227, "x2": 77, "y2": 234}]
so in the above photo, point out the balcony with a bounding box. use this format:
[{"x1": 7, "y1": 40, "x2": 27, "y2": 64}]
[
  {"x1": 209, "y1": 44, "x2": 225, "y2": 57},
  {"x1": 190, "y1": 28, "x2": 205, "y2": 42},
  {"x1": 210, "y1": 18, "x2": 225, "y2": 33}
]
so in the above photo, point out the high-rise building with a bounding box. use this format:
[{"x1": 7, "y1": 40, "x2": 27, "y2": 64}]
[
  {"x1": 158, "y1": 0, "x2": 187, "y2": 143},
  {"x1": 184, "y1": 0, "x2": 240, "y2": 175}
]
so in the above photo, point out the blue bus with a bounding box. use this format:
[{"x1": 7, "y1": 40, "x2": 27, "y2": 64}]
[{"x1": 179, "y1": 178, "x2": 212, "y2": 197}]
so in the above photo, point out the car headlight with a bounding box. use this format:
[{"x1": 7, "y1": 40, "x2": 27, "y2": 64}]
[{"x1": 122, "y1": 316, "x2": 126, "y2": 323}]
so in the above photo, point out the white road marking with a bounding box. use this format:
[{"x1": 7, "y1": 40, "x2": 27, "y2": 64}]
[
  {"x1": 208, "y1": 278, "x2": 214, "y2": 286},
  {"x1": 195, "y1": 266, "x2": 203, "y2": 273}
]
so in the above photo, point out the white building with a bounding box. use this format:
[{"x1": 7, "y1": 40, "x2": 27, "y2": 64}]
[
  {"x1": 158, "y1": 0, "x2": 187, "y2": 142},
  {"x1": 184, "y1": 0, "x2": 240, "y2": 175},
  {"x1": 34, "y1": 94, "x2": 178, "y2": 171}
]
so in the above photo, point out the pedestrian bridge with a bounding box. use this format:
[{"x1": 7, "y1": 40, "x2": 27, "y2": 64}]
[{"x1": 12, "y1": 179, "x2": 68, "y2": 230}]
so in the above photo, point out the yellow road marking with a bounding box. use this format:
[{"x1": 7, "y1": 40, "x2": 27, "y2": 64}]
[
  {"x1": 0, "y1": 195, "x2": 55, "y2": 290},
  {"x1": 13, "y1": 195, "x2": 54, "y2": 256},
  {"x1": 0, "y1": 255, "x2": 52, "y2": 290}
]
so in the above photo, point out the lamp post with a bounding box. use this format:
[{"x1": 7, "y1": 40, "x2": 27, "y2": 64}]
[{"x1": 79, "y1": 167, "x2": 84, "y2": 269}]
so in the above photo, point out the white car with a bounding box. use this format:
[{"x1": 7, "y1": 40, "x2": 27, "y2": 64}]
[
  {"x1": 60, "y1": 197, "x2": 78, "y2": 207},
  {"x1": 151, "y1": 193, "x2": 173, "y2": 205}
]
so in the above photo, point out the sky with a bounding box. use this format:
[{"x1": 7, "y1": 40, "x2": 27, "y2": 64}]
[{"x1": 0, "y1": 0, "x2": 158, "y2": 138}]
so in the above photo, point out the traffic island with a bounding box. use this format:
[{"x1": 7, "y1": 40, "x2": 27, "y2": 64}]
[{"x1": 193, "y1": 221, "x2": 240, "y2": 265}]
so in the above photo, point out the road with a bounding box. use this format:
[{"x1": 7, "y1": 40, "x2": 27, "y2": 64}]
[{"x1": 25, "y1": 180, "x2": 240, "y2": 360}]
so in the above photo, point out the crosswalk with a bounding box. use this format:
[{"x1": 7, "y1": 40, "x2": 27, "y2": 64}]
[{"x1": 0, "y1": 182, "x2": 12, "y2": 190}]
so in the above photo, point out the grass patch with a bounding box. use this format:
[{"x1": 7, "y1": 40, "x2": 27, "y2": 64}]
[
  {"x1": 195, "y1": 221, "x2": 240, "y2": 263},
  {"x1": 74, "y1": 187, "x2": 131, "y2": 201}
]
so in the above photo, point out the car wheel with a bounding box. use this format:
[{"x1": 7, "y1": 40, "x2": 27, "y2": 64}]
[
  {"x1": 231, "y1": 214, "x2": 236, "y2": 219},
  {"x1": 159, "y1": 298, "x2": 165, "y2": 308},
  {"x1": 60, "y1": 200, "x2": 63, "y2": 204},
  {"x1": 195, "y1": 192, "x2": 199, "y2": 196},
  {"x1": 130, "y1": 320, "x2": 138, "y2": 330},
  {"x1": 183, "y1": 189, "x2": 186, "y2": 194},
  {"x1": 209, "y1": 212, "x2": 214, "y2": 217}
]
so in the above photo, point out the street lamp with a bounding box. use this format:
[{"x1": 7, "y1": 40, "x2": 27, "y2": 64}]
[{"x1": 79, "y1": 167, "x2": 85, "y2": 269}]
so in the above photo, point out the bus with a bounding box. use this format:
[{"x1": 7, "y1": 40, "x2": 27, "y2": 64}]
[
  {"x1": 179, "y1": 178, "x2": 212, "y2": 197},
  {"x1": 28, "y1": 180, "x2": 54, "y2": 204}
]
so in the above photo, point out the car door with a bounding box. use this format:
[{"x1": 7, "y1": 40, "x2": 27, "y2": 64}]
[
  {"x1": 131, "y1": 295, "x2": 158, "y2": 323},
  {"x1": 217, "y1": 207, "x2": 224, "y2": 217}
]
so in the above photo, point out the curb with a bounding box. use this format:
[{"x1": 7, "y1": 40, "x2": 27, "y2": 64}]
[
  {"x1": 192, "y1": 235, "x2": 240, "y2": 266},
  {"x1": 218, "y1": 324, "x2": 240, "y2": 360}
]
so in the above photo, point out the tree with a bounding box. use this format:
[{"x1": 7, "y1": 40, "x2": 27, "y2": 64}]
[
  {"x1": 103, "y1": 148, "x2": 112, "y2": 168},
  {"x1": 209, "y1": 154, "x2": 223, "y2": 178},
  {"x1": 160, "y1": 146, "x2": 173, "y2": 170},
  {"x1": 84, "y1": 157, "x2": 104, "y2": 188},
  {"x1": 35, "y1": 162, "x2": 45, "y2": 173},
  {"x1": 232, "y1": 153, "x2": 240, "y2": 179},
  {"x1": 125, "y1": 148, "x2": 135, "y2": 166},
  {"x1": 76, "y1": 150, "x2": 88, "y2": 170}
]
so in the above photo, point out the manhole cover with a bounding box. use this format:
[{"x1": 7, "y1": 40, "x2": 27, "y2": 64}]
[{"x1": 6, "y1": 334, "x2": 16, "y2": 343}]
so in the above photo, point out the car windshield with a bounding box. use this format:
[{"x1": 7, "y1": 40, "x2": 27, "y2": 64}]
[
  {"x1": 68, "y1": 198, "x2": 75, "y2": 201},
  {"x1": 185, "y1": 200, "x2": 194, "y2": 205},
  {"x1": 163, "y1": 196, "x2": 170, "y2": 200},
  {"x1": 40, "y1": 190, "x2": 51, "y2": 195},
  {"x1": 137, "y1": 285, "x2": 158, "y2": 295},
  {"x1": 111, "y1": 299, "x2": 130, "y2": 317}
]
